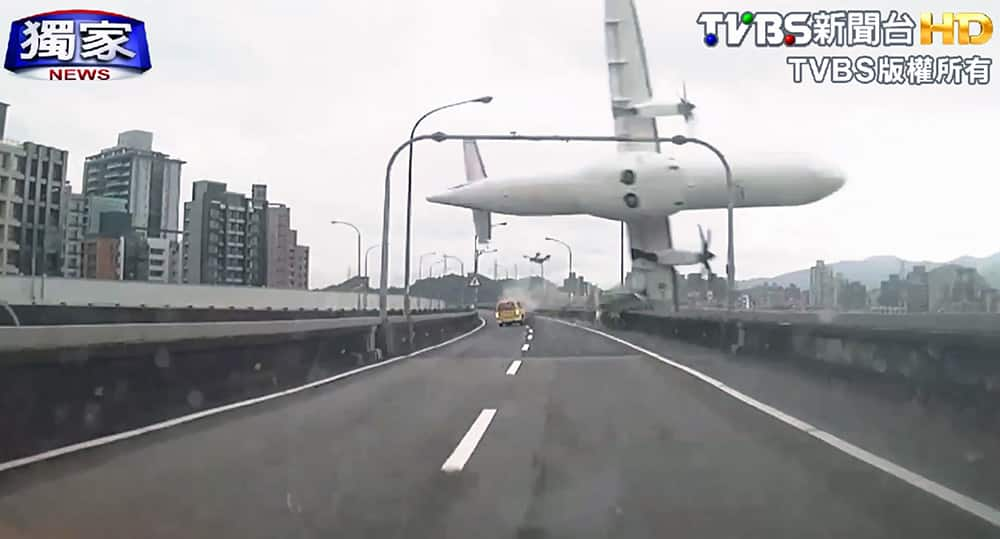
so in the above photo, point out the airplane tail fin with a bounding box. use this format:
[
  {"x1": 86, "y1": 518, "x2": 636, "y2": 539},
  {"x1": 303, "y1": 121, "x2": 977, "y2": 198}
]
[{"x1": 463, "y1": 140, "x2": 492, "y2": 244}]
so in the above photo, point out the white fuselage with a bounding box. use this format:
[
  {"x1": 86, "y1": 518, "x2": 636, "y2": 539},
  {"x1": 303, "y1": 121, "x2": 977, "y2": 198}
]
[{"x1": 427, "y1": 152, "x2": 845, "y2": 220}]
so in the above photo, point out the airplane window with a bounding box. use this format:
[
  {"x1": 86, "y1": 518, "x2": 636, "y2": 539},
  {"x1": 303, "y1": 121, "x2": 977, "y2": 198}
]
[{"x1": 620, "y1": 169, "x2": 636, "y2": 185}]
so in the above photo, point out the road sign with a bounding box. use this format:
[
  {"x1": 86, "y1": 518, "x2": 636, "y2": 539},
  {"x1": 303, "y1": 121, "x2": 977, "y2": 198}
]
[{"x1": 468, "y1": 276, "x2": 481, "y2": 287}]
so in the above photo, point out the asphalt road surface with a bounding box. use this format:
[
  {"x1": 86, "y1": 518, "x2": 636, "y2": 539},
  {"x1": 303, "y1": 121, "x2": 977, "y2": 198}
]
[{"x1": 1, "y1": 314, "x2": 998, "y2": 538}]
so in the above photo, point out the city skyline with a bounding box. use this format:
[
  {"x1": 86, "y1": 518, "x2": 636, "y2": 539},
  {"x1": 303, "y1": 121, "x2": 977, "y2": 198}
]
[{"x1": 1, "y1": 0, "x2": 997, "y2": 289}]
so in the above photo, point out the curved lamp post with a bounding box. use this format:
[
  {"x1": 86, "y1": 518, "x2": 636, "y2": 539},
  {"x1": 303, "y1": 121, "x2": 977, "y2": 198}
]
[
  {"x1": 403, "y1": 96, "x2": 494, "y2": 324},
  {"x1": 545, "y1": 236, "x2": 573, "y2": 302},
  {"x1": 331, "y1": 220, "x2": 362, "y2": 310}
]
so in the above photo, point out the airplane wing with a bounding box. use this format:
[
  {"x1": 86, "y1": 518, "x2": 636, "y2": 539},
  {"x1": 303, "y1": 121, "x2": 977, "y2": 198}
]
[
  {"x1": 604, "y1": 0, "x2": 660, "y2": 153},
  {"x1": 463, "y1": 140, "x2": 492, "y2": 244},
  {"x1": 604, "y1": 0, "x2": 679, "y2": 310}
]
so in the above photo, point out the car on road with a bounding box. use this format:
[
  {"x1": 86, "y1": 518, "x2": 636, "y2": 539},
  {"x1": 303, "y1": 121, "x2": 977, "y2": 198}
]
[{"x1": 496, "y1": 300, "x2": 525, "y2": 326}]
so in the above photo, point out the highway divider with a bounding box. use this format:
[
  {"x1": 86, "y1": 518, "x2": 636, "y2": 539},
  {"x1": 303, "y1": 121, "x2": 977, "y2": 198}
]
[{"x1": 0, "y1": 312, "x2": 479, "y2": 465}]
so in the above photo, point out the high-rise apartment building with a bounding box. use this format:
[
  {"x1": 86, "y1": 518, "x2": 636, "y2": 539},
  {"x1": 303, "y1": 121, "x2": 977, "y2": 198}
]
[
  {"x1": 0, "y1": 103, "x2": 69, "y2": 277},
  {"x1": 182, "y1": 180, "x2": 268, "y2": 286},
  {"x1": 82, "y1": 130, "x2": 183, "y2": 238},
  {"x1": 265, "y1": 202, "x2": 309, "y2": 289},
  {"x1": 809, "y1": 260, "x2": 836, "y2": 308}
]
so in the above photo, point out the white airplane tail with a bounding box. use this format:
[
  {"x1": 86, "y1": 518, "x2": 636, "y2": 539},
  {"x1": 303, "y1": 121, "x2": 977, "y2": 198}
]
[{"x1": 463, "y1": 140, "x2": 492, "y2": 244}]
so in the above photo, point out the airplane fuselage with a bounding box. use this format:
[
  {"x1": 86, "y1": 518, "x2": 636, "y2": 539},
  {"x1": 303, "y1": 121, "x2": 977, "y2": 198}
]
[{"x1": 427, "y1": 151, "x2": 845, "y2": 221}]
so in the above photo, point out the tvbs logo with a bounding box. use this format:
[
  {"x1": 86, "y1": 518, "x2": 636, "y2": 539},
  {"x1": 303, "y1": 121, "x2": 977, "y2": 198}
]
[
  {"x1": 697, "y1": 11, "x2": 993, "y2": 47},
  {"x1": 3, "y1": 9, "x2": 152, "y2": 80}
]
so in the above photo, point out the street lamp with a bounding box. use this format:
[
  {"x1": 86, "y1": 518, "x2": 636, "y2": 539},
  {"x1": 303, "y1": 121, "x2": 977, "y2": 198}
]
[
  {"x1": 545, "y1": 236, "x2": 573, "y2": 303},
  {"x1": 442, "y1": 254, "x2": 464, "y2": 277},
  {"x1": 34, "y1": 185, "x2": 66, "y2": 303},
  {"x1": 331, "y1": 220, "x2": 362, "y2": 310},
  {"x1": 416, "y1": 251, "x2": 437, "y2": 310},
  {"x1": 364, "y1": 243, "x2": 380, "y2": 310},
  {"x1": 402, "y1": 96, "x2": 494, "y2": 328},
  {"x1": 379, "y1": 132, "x2": 735, "y2": 325}
]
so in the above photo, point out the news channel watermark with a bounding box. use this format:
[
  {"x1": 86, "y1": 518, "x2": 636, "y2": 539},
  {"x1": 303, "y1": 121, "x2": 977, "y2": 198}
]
[
  {"x1": 4, "y1": 9, "x2": 151, "y2": 80},
  {"x1": 697, "y1": 10, "x2": 993, "y2": 85}
]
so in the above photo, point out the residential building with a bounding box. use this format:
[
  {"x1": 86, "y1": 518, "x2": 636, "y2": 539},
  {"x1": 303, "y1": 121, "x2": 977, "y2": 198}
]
[
  {"x1": 879, "y1": 274, "x2": 905, "y2": 307},
  {"x1": 837, "y1": 280, "x2": 868, "y2": 311},
  {"x1": 809, "y1": 260, "x2": 835, "y2": 308},
  {"x1": 0, "y1": 103, "x2": 70, "y2": 277},
  {"x1": 291, "y1": 241, "x2": 310, "y2": 289},
  {"x1": 265, "y1": 202, "x2": 310, "y2": 289},
  {"x1": 82, "y1": 130, "x2": 184, "y2": 238},
  {"x1": 182, "y1": 180, "x2": 268, "y2": 286},
  {"x1": 147, "y1": 236, "x2": 180, "y2": 283},
  {"x1": 61, "y1": 193, "x2": 128, "y2": 277},
  {"x1": 905, "y1": 265, "x2": 930, "y2": 312},
  {"x1": 83, "y1": 236, "x2": 123, "y2": 280}
]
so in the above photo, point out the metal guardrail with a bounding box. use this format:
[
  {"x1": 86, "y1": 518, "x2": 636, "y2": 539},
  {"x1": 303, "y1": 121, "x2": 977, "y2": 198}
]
[{"x1": 0, "y1": 311, "x2": 473, "y2": 353}]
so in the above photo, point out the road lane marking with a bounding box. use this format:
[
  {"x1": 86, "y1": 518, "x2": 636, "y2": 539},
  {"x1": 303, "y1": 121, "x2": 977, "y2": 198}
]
[
  {"x1": 441, "y1": 408, "x2": 497, "y2": 472},
  {"x1": 506, "y1": 360, "x2": 522, "y2": 376},
  {"x1": 521, "y1": 343, "x2": 530, "y2": 352},
  {"x1": 527, "y1": 334, "x2": 534, "y2": 341},
  {"x1": 0, "y1": 317, "x2": 488, "y2": 474},
  {"x1": 545, "y1": 317, "x2": 1000, "y2": 529}
]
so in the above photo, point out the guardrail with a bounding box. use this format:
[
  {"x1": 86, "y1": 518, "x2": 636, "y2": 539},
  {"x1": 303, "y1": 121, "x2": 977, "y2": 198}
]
[{"x1": 0, "y1": 311, "x2": 480, "y2": 464}]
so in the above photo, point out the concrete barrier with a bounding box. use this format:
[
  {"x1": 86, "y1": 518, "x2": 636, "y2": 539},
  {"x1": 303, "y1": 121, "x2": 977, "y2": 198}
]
[
  {"x1": 0, "y1": 312, "x2": 479, "y2": 464},
  {"x1": 614, "y1": 311, "x2": 1000, "y2": 405},
  {"x1": 0, "y1": 304, "x2": 466, "y2": 326}
]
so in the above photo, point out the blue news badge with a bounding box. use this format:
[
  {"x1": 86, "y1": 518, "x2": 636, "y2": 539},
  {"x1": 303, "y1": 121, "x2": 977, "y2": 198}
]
[{"x1": 4, "y1": 9, "x2": 152, "y2": 80}]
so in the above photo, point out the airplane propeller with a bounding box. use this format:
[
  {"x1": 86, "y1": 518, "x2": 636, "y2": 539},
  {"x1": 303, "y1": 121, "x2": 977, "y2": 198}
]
[
  {"x1": 678, "y1": 82, "x2": 696, "y2": 124},
  {"x1": 697, "y1": 224, "x2": 715, "y2": 275}
]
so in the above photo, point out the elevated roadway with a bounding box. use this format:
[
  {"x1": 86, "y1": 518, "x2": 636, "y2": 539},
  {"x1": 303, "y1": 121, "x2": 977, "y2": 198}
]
[{"x1": 2, "y1": 314, "x2": 999, "y2": 538}]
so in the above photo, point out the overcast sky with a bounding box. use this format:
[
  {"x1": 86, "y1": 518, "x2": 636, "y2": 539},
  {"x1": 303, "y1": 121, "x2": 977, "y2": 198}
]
[{"x1": 2, "y1": 0, "x2": 997, "y2": 289}]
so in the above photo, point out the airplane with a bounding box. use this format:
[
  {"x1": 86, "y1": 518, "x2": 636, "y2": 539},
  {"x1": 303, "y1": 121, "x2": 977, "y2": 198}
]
[{"x1": 426, "y1": 0, "x2": 845, "y2": 312}]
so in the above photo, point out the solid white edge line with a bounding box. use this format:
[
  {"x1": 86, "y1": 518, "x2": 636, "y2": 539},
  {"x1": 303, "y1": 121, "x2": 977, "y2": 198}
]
[
  {"x1": 506, "y1": 360, "x2": 522, "y2": 376},
  {"x1": 441, "y1": 408, "x2": 497, "y2": 472},
  {"x1": 543, "y1": 316, "x2": 1000, "y2": 529},
  {"x1": 0, "y1": 316, "x2": 488, "y2": 474}
]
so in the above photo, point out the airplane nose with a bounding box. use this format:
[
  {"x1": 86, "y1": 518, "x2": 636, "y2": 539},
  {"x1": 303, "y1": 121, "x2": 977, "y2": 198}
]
[
  {"x1": 813, "y1": 162, "x2": 846, "y2": 194},
  {"x1": 426, "y1": 192, "x2": 448, "y2": 204},
  {"x1": 426, "y1": 185, "x2": 470, "y2": 207}
]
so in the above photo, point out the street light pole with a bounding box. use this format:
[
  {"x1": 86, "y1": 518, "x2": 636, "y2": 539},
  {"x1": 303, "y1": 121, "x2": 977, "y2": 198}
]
[
  {"x1": 379, "y1": 132, "x2": 735, "y2": 325},
  {"x1": 403, "y1": 96, "x2": 494, "y2": 335},
  {"x1": 331, "y1": 220, "x2": 362, "y2": 310},
  {"x1": 416, "y1": 251, "x2": 437, "y2": 310},
  {"x1": 545, "y1": 236, "x2": 573, "y2": 303},
  {"x1": 364, "y1": 243, "x2": 380, "y2": 310}
]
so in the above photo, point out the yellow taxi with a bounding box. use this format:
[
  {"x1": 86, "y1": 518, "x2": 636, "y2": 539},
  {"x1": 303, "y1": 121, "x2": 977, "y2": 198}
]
[{"x1": 495, "y1": 300, "x2": 526, "y2": 327}]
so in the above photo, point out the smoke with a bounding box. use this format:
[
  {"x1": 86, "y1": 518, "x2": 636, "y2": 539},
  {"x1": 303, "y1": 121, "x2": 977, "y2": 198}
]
[{"x1": 498, "y1": 280, "x2": 558, "y2": 311}]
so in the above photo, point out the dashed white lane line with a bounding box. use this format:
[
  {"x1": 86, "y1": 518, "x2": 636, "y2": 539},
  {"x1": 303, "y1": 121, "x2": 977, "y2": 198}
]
[
  {"x1": 545, "y1": 317, "x2": 1000, "y2": 529},
  {"x1": 527, "y1": 334, "x2": 534, "y2": 341},
  {"x1": 521, "y1": 343, "x2": 530, "y2": 352},
  {"x1": 506, "y1": 360, "x2": 522, "y2": 376},
  {"x1": 441, "y1": 408, "x2": 497, "y2": 473}
]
